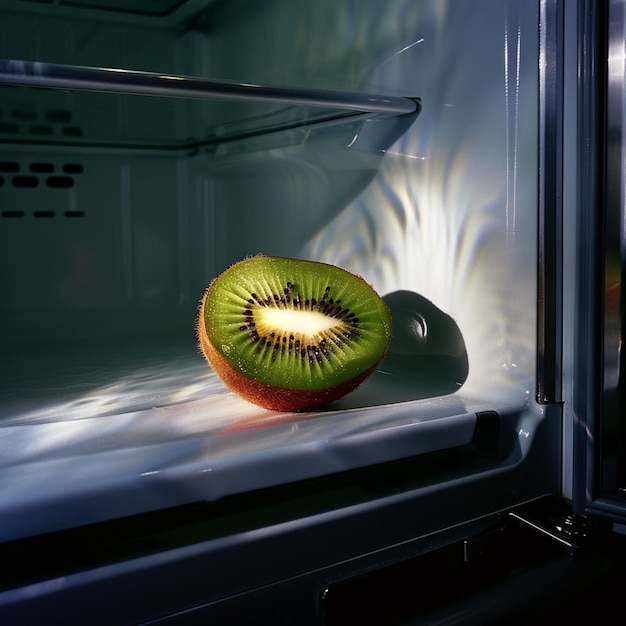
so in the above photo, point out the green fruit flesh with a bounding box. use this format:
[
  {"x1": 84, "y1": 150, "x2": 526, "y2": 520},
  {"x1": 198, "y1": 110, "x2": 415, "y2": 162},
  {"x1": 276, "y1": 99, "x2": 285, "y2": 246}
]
[{"x1": 202, "y1": 256, "x2": 392, "y2": 391}]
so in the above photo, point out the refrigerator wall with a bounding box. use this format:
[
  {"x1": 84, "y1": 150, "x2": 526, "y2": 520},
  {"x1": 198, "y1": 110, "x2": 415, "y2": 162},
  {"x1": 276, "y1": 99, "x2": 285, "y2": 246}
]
[{"x1": 0, "y1": 0, "x2": 551, "y2": 532}]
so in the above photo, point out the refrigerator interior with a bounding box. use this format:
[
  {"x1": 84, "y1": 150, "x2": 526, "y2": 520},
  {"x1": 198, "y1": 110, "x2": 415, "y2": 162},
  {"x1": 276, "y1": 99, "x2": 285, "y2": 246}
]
[{"x1": 0, "y1": 0, "x2": 547, "y2": 544}]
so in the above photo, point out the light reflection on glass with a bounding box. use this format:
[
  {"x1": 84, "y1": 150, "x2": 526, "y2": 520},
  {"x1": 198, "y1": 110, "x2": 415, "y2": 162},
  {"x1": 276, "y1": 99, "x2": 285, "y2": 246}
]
[{"x1": 304, "y1": 0, "x2": 537, "y2": 405}]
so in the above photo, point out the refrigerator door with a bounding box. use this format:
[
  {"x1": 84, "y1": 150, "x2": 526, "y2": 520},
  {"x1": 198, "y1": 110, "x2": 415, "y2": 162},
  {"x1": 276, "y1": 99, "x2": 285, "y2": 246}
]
[{"x1": 567, "y1": 0, "x2": 626, "y2": 524}]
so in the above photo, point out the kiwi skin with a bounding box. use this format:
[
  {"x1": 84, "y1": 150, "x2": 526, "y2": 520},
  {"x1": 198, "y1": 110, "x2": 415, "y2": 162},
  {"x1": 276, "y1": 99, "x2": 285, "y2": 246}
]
[
  {"x1": 197, "y1": 256, "x2": 392, "y2": 412},
  {"x1": 198, "y1": 313, "x2": 378, "y2": 411}
]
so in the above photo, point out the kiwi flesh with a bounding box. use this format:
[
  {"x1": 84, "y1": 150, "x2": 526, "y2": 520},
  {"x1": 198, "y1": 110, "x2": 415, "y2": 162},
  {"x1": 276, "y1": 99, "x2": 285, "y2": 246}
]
[{"x1": 197, "y1": 255, "x2": 392, "y2": 411}]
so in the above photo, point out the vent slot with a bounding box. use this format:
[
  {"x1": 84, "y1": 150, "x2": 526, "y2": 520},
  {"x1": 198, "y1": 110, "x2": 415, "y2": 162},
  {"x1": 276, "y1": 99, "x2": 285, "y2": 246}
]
[
  {"x1": 1, "y1": 160, "x2": 86, "y2": 217},
  {"x1": 0, "y1": 107, "x2": 84, "y2": 140},
  {"x1": 29, "y1": 124, "x2": 54, "y2": 136},
  {"x1": 61, "y1": 126, "x2": 83, "y2": 137},
  {"x1": 0, "y1": 161, "x2": 85, "y2": 187},
  {"x1": 45, "y1": 109, "x2": 72, "y2": 124},
  {"x1": 1, "y1": 210, "x2": 86, "y2": 219},
  {"x1": 47, "y1": 176, "x2": 74, "y2": 188},
  {"x1": 11, "y1": 108, "x2": 36, "y2": 122},
  {"x1": 12, "y1": 175, "x2": 38, "y2": 188},
  {"x1": 63, "y1": 163, "x2": 84, "y2": 174},
  {"x1": 30, "y1": 163, "x2": 55, "y2": 174}
]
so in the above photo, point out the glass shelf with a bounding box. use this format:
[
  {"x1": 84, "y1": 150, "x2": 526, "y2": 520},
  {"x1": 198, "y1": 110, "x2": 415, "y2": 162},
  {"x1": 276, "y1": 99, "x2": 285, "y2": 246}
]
[{"x1": 0, "y1": 59, "x2": 419, "y2": 151}]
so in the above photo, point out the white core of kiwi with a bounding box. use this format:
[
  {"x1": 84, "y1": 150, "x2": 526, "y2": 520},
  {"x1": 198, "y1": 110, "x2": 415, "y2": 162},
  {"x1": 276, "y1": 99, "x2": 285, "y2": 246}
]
[{"x1": 254, "y1": 307, "x2": 341, "y2": 338}]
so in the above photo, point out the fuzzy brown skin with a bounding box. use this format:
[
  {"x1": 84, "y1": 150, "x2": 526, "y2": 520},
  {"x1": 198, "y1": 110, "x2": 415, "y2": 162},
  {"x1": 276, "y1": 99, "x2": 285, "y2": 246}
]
[{"x1": 197, "y1": 305, "x2": 378, "y2": 411}]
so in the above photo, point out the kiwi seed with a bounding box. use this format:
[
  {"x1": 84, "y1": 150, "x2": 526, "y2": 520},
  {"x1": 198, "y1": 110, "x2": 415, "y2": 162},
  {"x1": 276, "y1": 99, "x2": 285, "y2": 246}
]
[{"x1": 197, "y1": 255, "x2": 392, "y2": 411}]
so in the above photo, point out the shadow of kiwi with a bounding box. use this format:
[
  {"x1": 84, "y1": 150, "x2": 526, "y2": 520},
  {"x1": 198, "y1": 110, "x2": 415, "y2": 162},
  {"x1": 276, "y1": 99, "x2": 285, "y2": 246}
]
[{"x1": 331, "y1": 290, "x2": 468, "y2": 409}]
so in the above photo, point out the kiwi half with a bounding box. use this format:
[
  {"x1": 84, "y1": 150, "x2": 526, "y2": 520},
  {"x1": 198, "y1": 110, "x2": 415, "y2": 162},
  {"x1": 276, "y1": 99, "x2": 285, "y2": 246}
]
[{"x1": 197, "y1": 255, "x2": 392, "y2": 411}]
